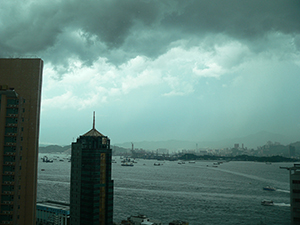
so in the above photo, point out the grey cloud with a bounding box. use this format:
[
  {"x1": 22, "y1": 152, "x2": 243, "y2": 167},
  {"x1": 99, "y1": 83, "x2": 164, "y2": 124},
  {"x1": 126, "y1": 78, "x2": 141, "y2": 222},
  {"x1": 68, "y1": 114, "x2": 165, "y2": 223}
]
[
  {"x1": 74, "y1": 1, "x2": 162, "y2": 48},
  {"x1": 1, "y1": 0, "x2": 299, "y2": 66},
  {"x1": 161, "y1": 1, "x2": 300, "y2": 37}
]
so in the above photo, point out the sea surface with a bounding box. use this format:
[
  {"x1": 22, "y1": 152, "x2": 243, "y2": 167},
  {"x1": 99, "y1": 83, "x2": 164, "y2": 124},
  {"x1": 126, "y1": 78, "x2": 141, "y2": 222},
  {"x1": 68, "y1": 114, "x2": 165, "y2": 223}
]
[{"x1": 37, "y1": 154, "x2": 294, "y2": 225}]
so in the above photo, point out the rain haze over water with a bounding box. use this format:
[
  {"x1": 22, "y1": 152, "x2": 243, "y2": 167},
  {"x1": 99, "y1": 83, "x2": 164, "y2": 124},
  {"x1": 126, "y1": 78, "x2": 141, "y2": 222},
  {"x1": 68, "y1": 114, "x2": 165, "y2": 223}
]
[{"x1": 38, "y1": 154, "x2": 291, "y2": 225}]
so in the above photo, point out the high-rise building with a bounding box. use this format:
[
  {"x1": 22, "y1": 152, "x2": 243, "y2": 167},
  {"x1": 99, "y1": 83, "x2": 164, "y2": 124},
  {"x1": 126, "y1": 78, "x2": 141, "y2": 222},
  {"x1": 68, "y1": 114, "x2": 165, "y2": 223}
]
[
  {"x1": 280, "y1": 164, "x2": 300, "y2": 225},
  {"x1": 70, "y1": 113, "x2": 113, "y2": 225},
  {"x1": 0, "y1": 58, "x2": 43, "y2": 225},
  {"x1": 289, "y1": 145, "x2": 296, "y2": 157}
]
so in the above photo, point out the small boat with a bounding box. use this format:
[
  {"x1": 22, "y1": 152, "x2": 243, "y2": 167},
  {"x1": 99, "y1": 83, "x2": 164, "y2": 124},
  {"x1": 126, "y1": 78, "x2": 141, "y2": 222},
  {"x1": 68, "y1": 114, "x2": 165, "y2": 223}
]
[
  {"x1": 41, "y1": 169, "x2": 45, "y2": 171},
  {"x1": 121, "y1": 163, "x2": 134, "y2": 167},
  {"x1": 263, "y1": 186, "x2": 276, "y2": 191},
  {"x1": 154, "y1": 163, "x2": 161, "y2": 166},
  {"x1": 261, "y1": 200, "x2": 274, "y2": 206},
  {"x1": 42, "y1": 156, "x2": 53, "y2": 163}
]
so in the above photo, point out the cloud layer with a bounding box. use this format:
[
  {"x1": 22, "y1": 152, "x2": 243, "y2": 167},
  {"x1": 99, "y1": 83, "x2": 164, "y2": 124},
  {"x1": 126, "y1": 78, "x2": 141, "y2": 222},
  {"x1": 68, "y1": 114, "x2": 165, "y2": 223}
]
[{"x1": 1, "y1": 0, "x2": 300, "y2": 146}]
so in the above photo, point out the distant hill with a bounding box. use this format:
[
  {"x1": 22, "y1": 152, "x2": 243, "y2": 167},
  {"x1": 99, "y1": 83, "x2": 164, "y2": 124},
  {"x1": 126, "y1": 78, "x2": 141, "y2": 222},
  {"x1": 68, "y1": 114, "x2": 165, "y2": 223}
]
[
  {"x1": 39, "y1": 145, "x2": 71, "y2": 154},
  {"x1": 39, "y1": 144, "x2": 129, "y2": 155}
]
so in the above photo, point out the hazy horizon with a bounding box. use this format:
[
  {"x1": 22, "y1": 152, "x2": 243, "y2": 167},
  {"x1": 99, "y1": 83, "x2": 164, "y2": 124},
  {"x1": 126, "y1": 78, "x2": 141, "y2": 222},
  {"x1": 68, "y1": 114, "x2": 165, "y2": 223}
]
[{"x1": 39, "y1": 130, "x2": 299, "y2": 151}]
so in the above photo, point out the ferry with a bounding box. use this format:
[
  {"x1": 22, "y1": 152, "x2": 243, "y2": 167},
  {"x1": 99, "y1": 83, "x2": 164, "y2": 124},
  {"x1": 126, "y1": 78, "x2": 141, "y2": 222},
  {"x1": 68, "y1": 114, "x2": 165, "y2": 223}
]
[
  {"x1": 121, "y1": 163, "x2": 134, "y2": 167},
  {"x1": 261, "y1": 200, "x2": 274, "y2": 206},
  {"x1": 41, "y1": 156, "x2": 53, "y2": 163},
  {"x1": 263, "y1": 186, "x2": 276, "y2": 191}
]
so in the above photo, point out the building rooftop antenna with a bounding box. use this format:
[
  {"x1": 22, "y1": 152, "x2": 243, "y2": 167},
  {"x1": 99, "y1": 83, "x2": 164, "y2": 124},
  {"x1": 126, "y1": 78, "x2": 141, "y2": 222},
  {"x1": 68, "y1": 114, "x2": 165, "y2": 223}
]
[{"x1": 93, "y1": 111, "x2": 95, "y2": 130}]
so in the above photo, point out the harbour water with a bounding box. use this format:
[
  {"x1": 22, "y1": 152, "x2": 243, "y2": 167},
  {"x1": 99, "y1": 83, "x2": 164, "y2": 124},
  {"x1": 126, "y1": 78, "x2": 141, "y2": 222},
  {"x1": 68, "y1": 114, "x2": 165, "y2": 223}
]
[{"x1": 37, "y1": 154, "x2": 293, "y2": 225}]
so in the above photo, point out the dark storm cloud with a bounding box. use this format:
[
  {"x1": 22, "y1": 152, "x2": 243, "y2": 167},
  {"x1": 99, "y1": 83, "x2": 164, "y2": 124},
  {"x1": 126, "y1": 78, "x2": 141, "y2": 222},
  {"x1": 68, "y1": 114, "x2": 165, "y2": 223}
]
[
  {"x1": 1, "y1": 0, "x2": 299, "y2": 64},
  {"x1": 162, "y1": 1, "x2": 300, "y2": 37}
]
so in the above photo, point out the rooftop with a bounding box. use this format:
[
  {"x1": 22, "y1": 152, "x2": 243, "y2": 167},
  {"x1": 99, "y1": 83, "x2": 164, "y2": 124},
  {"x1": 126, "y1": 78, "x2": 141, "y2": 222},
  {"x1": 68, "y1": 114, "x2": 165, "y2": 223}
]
[
  {"x1": 83, "y1": 128, "x2": 105, "y2": 137},
  {"x1": 37, "y1": 200, "x2": 70, "y2": 212},
  {"x1": 82, "y1": 111, "x2": 107, "y2": 138}
]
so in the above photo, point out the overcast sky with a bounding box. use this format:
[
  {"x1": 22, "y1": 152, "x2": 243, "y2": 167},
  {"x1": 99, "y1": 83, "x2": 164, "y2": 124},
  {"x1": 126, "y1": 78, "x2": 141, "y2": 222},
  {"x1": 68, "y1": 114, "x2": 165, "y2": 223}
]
[{"x1": 1, "y1": 0, "x2": 300, "y2": 146}]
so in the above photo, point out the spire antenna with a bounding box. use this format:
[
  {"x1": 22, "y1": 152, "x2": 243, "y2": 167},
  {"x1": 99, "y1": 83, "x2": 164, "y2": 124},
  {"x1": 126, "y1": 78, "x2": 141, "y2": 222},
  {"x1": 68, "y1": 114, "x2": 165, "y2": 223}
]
[{"x1": 93, "y1": 111, "x2": 95, "y2": 129}]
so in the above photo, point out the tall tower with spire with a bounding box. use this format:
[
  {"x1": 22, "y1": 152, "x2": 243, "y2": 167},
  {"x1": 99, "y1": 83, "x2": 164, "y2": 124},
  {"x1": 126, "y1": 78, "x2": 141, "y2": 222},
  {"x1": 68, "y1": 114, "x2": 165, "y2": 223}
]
[{"x1": 70, "y1": 112, "x2": 114, "y2": 225}]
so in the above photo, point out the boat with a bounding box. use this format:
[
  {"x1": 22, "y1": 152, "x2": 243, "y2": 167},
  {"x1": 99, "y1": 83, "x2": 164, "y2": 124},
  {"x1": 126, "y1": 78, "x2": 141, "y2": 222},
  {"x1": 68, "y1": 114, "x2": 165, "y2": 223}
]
[
  {"x1": 121, "y1": 163, "x2": 134, "y2": 167},
  {"x1": 121, "y1": 157, "x2": 132, "y2": 163},
  {"x1": 189, "y1": 161, "x2": 196, "y2": 163},
  {"x1": 261, "y1": 200, "x2": 274, "y2": 206},
  {"x1": 127, "y1": 214, "x2": 162, "y2": 225},
  {"x1": 42, "y1": 156, "x2": 53, "y2": 163},
  {"x1": 154, "y1": 163, "x2": 161, "y2": 166},
  {"x1": 263, "y1": 186, "x2": 276, "y2": 191}
]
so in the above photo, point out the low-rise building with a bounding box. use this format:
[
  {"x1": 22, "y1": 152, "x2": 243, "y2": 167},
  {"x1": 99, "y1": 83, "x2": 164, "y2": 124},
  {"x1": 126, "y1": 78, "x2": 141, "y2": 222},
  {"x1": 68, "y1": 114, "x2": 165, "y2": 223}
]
[
  {"x1": 280, "y1": 164, "x2": 300, "y2": 225},
  {"x1": 36, "y1": 201, "x2": 70, "y2": 225},
  {"x1": 125, "y1": 215, "x2": 161, "y2": 225}
]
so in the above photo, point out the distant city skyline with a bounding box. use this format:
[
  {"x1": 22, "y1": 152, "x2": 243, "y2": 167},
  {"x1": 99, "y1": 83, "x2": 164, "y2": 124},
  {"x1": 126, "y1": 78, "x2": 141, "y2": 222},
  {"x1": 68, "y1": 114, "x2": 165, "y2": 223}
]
[{"x1": 1, "y1": 1, "x2": 299, "y2": 146}]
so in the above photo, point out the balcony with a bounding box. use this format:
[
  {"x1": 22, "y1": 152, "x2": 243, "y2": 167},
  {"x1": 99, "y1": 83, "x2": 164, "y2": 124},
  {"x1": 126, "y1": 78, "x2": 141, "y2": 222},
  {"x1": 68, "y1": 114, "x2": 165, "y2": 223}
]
[
  {"x1": 3, "y1": 162, "x2": 15, "y2": 166},
  {"x1": 4, "y1": 133, "x2": 17, "y2": 137},
  {"x1": 1, "y1": 191, "x2": 14, "y2": 196},
  {"x1": 0, "y1": 211, "x2": 13, "y2": 215},
  {"x1": 1, "y1": 201, "x2": 14, "y2": 205},
  {"x1": 2, "y1": 182, "x2": 14, "y2": 186},
  {"x1": 6, "y1": 114, "x2": 18, "y2": 118},
  {"x1": 3, "y1": 172, "x2": 15, "y2": 176},
  {"x1": 7, "y1": 104, "x2": 18, "y2": 108},
  {"x1": 3, "y1": 152, "x2": 16, "y2": 157},
  {"x1": 5, "y1": 124, "x2": 17, "y2": 128},
  {"x1": 4, "y1": 142, "x2": 16, "y2": 147},
  {"x1": 0, "y1": 221, "x2": 13, "y2": 225}
]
